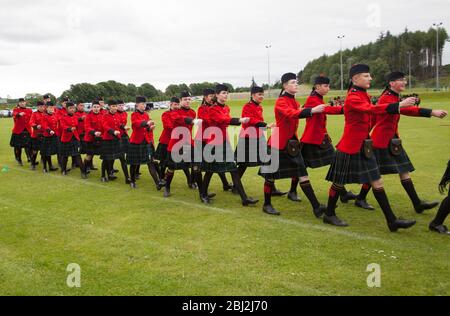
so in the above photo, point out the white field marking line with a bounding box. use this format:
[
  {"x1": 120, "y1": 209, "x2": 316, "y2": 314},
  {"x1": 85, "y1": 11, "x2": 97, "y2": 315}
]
[{"x1": 7, "y1": 166, "x2": 388, "y2": 243}]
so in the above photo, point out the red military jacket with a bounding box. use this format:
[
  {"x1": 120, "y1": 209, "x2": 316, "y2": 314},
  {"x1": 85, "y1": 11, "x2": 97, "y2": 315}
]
[
  {"x1": 74, "y1": 110, "x2": 86, "y2": 136},
  {"x1": 12, "y1": 107, "x2": 32, "y2": 134},
  {"x1": 29, "y1": 110, "x2": 46, "y2": 138},
  {"x1": 301, "y1": 91, "x2": 344, "y2": 145},
  {"x1": 55, "y1": 107, "x2": 67, "y2": 137},
  {"x1": 336, "y1": 86, "x2": 401, "y2": 155},
  {"x1": 371, "y1": 89, "x2": 432, "y2": 149},
  {"x1": 268, "y1": 93, "x2": 312, "y2": 150},
  {"x1": 167, "y1": 107, "x2": 196, "y2": 152},
  {"x1": 207, "y1": 102, "x2": 239, "y2": 146},
  {"x1": 117, "y1": 110, "x2": 129, "y2": 137},
  {"x1": 42, "y1": 112, "x2": 58, "y2": 137},
  {"x1": 130, "y1": 110, "x2": 153, "y2": 145},
  {"x1": 239, "y1": 100, "x2": 266, "y2": 139},
  {"x1": 84, "y1": 111, "x2": 103, "y2": 143},
  {"x1": 60, "y1": 113, "x2": 80, "y2": 143},
  {"x1": 195, "y1": 104, "x2": 211, "y2": 143},
  {"x1": 102, "y1": 111, "x2": 122, "y2": 141},
  {"x1": 159, "y1": 110, "x2": 174, "y2": 145}
]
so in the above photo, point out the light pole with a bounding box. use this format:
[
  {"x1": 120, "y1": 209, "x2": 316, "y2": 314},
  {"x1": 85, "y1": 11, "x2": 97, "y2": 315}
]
[
  {"x1": 338, "y1": 35, "x2": 345, "y2": 92},
  {"x1": 265, "y1": 45, "x2": 272, "y2": 98},
  {"x1": 433, "y1": 22, "x2": 443, "y2": 90},
  {"x1": 407, "y1": 51, "x2": 413, "y2": 90}
]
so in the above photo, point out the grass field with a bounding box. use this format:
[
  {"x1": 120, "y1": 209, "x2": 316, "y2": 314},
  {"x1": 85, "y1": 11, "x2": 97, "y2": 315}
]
[{"x1": 0, "y1": 90, "x2": 449, "y2": 296}]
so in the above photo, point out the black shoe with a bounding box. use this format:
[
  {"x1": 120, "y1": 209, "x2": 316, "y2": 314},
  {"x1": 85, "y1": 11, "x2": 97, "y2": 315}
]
[
  {"x1": 125, "y1": 178, "x2": 131, "y2": 184},
  {"x1": 49, "y1": 167, "x2": 59, "y2": 172},
  {"x1": 135, "y1": 175, "x2": 141, "y2": 180},
  {"x1": 287, "y1": 192, "x2": 302, "y2": 202},
  {"x1": 355, "y1": 199, "x2": 375, "y2": 211},
  {"x1": 323, "y1": 215, "x2": 349, "y2": 227},
  {"x1": 272, "y1": 189, "x2": 288, "y2": 197},
  {"x1": 208, "y1": 193, "x2": 216, "y2": 199},
  {"x1": 263, "y1": 204, "x2": 281, "y2": 216},
  {"x1": 43, "y1": 168, "x2": 49, "y2": 174},
  {"x1": 340, "y1": 191, "x2": 358, "y2": 203},
  {"x1": 223, "y1": 184, "x2": 233, "y2": 192},
  {"x1": 113, "y1": 169, "x2": 119, "y2": 174},
  {"x1": 62, "y1": 171, "x2": 68, "y2": 176},
  {"x1": 157, "y1": 181, "x2": 165, "y2": 191},
  {"x1": 231, "y1": 186, "x2": 239, "y2": 195},
  {"x1": 101, "y1": 177, "x2": 109, "y2": 183},
  {"x1": 200, "y1": 195, "x2": 210, "y2": 204},
  {"x1": 313, "y1": 205, "x2": 327, "y2": 219},
  {"x1": 415, "y1": 201, "x2": 440, "y2": 214},
  {"x1": 388, "y1": 219, "x2": 417, "y2": 232},
  {"x1": 34, "y1": 162, "x2": 39, "y2": 166},
  {"x1": 108, "y1": 175, "x2": 118, "y2": 181},
  {"x1": 164, "y1": 188, "x2": 171, "y2": 198},
  {"x1": 66, "y1": 168, "x2": 72, "y2": 173},
  {"x1": 81, "y1": 172, "x2": 88, "y2": 179},
  {"x1": 130, "y1": 182, "x2": 137, "y2": 189},
  {"x1": 429, "y1": 224, "x2": 450, "y2": 235},
  {"x1": 188, "y1": 182, "x2": 198, "y2": 190},
  {"x1": 242, "y1": 198, "x2": 259, "y2": 207}
]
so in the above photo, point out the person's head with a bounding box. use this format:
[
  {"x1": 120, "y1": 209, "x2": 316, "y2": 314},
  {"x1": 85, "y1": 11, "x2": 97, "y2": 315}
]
[
  {"x1": 386, "y1": 72, "x2": 407, "y2": 93},
  {"x1": 179, "y1": 91, "x2": 192, "y2": 108},
  {"x1": 66, "y1": 102, "x2": 76, "y2": 114},
  {"x1": 117, "y1": 100, "x2": 125, "y2": 112},
  {"x1": 135, "y1": 96, "x2": 147, "y2": 112},
  {"x1": 313, "y1": 76, "x2": 331, "y2": 96},
  {"x1": 108, "y1": 100, "x2": 118, "y2": 114},
  {"x1": 202, "y1": 88, "x2": 215, "y2": 105},
  {"x1": 61, "y1": 97, "x2": 69, "y2": 108},
  {"x1": 215, "y1": 84, "x2": 229, "y2": 104},
  {"x1": 251, "y1": 86, "x2": 264, "y2": 104},
  {"x1": 76, "y1": 102, "x2": 84, "y2": 112},
  {"x1": 43, "y1": 94, "x2": 51, "y2": 104},
  {"x1": 18, "y1": 98, "x2": 27, "y2": 108},
  {"x1": 281, "y1": 73, "x2": 298, "y2": 95},
  {"x1": 37, "y1": 101, "x2": 45, "y2": 112},
  {"x1": 98, "y1": 97, "x2": 105, "y2": 108},
  {"x1": 46, "y1": 102, "x2": 55, "y2": 114},
  {"x1": 349, "y1": 64, "x2": 372, "y2": 90},
  {"x1": 92, "y1": 102, "x2": 101, "y2": 114}
]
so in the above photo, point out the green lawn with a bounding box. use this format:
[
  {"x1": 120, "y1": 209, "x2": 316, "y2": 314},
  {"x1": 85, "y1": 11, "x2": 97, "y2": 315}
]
[{"x1": 0, "y1": 90, "x2": 449, "y2": 296}]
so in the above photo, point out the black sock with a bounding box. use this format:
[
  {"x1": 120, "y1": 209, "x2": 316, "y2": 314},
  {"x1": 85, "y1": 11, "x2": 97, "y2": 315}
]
[
  {"x1": 101, "y1": 160, "x2": 107, "y2": 178},
  {"x1": 31, "y1": 152, "x2": 37, "y2": 166},
  {"x1": 219, "y1": 173, "x2": 230, "y2": 187},
  {"x1": 42, "y1": 156, "x2": 48, "y2": 170},
  {"x1": 373, "y1": 187, "x2": 397, "y2": 224},
  {"x1": 339, "y1": 186, "x2": 349, "y2": 198},
  {"x1": 264, "y1": 181, "x2": 274, "y2": 206},
  {"x1": 202, "y1": 172, "x2": 213, "y2": 196},
  {"x1": 74, "y1": 156, "x2": 85, "y2": 173},
  {"x1": 300, "y1": 180, "x2": 320, "y2": 209},
  {"x1": 238, "y1": 165, "x2": 247, "y2": 179},
  {"x1": 120, "y1": 157, "x2": 129, "y2": 179},
  {"x1": 231, "y1": 171, "x2": 248, "y2": 201},
  {"x1": 147, "y1": 162, "x2": 160, "y2": 186},
  {"x1": 14, "y1": 148, "x2": 22, "y2": 161},
  {"x1": 165, "y1": 170, "x2": 174, "y2": 190},
  {"x1": 431, "y1": 196, "x2": 450, "y2": 226},
  {"x1": 290, "y1": 177, "x2": 299, "y2": 193},
  {"x1": 326, "y1": 184, "x2": 344, "y2": 216},
  {"x1": 62, "y1": 157, "x2": 68, "y2": 172},
  {"x1": 193, "y1": 169, "x2": 203, "y2": 196},
  {"x1": 183, "y1": 168, "x2": 191, "y2": 185},
  {"x1": 48, "y1": 157, "x2": 54, "y2": 169},
  {"x1": 359, "y1": 184, "x2": 371, "y2": 200},
  {"x1": 130, "y1": 165, "x2": 138, "y2": 183},
  {"x1": 401, "y1": 178, "x2": 421, "y2": 207}
]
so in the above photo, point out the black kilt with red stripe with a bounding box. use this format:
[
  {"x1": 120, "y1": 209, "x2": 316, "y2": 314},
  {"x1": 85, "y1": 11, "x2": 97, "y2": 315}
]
[
  {"x1": 100, "y1": 139, "x2": 122, "y2": 161},
  {"x1": 59, "y1": 138, "x2": 81, "y2": 158},
  {"x1": 41, "y1": 136, "x2": 59, "y2": 156},
  {"x1": 10, "y1": 131, "x2": 31, "y2": 148},
  {"x1": 374, "y1": 147, "x2": 415, "y2": 175},
  {"x1": 202, "y1": 142, "x2": 237, "y2": 173},
  {"x1": 301, "y1": 143, "x2": 336, "y2": 169},
  {"x1": 259, "y1": 146, "x2": 308, "y2": 180},
  {"x1": 127, "y1": 141, "x2": 153, "y2": 165},
  {"x1": 235, "y1": 136, "x2": 269, "y2": 168},
  {"x1": 30, "y1": 136, "x2": 44, "y2": 151}
]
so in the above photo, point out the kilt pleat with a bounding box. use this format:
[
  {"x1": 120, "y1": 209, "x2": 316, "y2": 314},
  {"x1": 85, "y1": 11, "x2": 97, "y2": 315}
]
[
  {"x1": 326, "y1": 149, "x2": 381, "y2": 185},
  {"x1": 259, "y1": 146, "x2": 308, "y2": 180},
  {"x1": 10, "y1": 131, "x2": 31, "y2": 148},
  {"x1": 202, "y1": 142, "x2": 237, "y2": 173},
  {"x1": 59, "y1": 138, "x2": 81, "y2": 157},
  {"x1": 100, "y1": 139, "x2": 122, "y2": 161},
  {"x1": 301, "y1": 143, "x2": 336, "y2": 169},
  {"x1": 374, "y1": 147, "x2": 415, "y2": 175},
  {"x1": 154, "y1": 143, "x2": 169, "y2": 165},
  {"x1": 85, "y1": 139, "x2": 102, "y2": 156},
  {"x1": 120, "y1": 135, "x2": 130, "y2": 155},
  {"x1": 41, "y1": 136, "x2": 59, "y2": 156},
  {"x1": 127, "y1": 141, "x2": 152, "y2": 165},
  {"x1": 30, "y1": 137, "x2": 43, "y2": 151},
  {"x1": 166, "y1": 145, "x2": 195, "y2": 170},
  {"x1": 235, "y1": 136, "x2": 269, "y2": 168},
  {"x1": 79, "y1": 134, "x2": 87, "y2": 154}
]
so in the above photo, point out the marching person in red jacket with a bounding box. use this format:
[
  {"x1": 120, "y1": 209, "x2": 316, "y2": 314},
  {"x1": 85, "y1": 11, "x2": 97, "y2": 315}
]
[
  {"x1": 127, "y1": 96, "x2": 161, "y2": 189},
  {"x1": 430, "y1": 160, "x2": 450, "y2": 235},
  {"x1": 41, "y1": 102, "x2": 59, "y2": 173},
  {"x1": 235, "y1": 86, "x2": 286, "y2": 197},
  {"x1": 325, "y1": 64, "x2": 419, "y2": 232},
  {"x1": 74, "y1": 101, "x2": 87, "y2": 159},
  {"x1": 259, "y1": 73, "x2": 327, "y2": 217},
  {"x1": 362, "y1": 71, "x2": 447, "y2": 214},
  {"x1": 59, "y1": 102, "x2": 88, "y2": 178},
  {"x1": 29, "y1": 101, "x2": 46, "y2": 170},
  {"x1": 164, "y1": 91, "x2": 204, "y2": 198},
  {"x1": 200, "y1": 84, "x2": 258, "y2": 206},
  {"x1": 100, "y1": 100, "x2": 130, "y2": 183},
  {"x1": 196, "y1": 89, "x2": 234, "y2": 192},
  {"x1": 10, "y1": 98, "x2": 32, "y2": 166},
  {"x1": 55, "y1": 97, "x2": 69, "y2": 169},
  {"x1": 300, "y1": 76, "x2": 357, "y2": 204},
  {"x1": 83, "y1": 101, "x2": 103, "y2": 172}
]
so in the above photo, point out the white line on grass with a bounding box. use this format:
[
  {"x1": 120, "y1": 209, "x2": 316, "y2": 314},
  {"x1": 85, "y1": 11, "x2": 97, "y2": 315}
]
[{"x1": 6, "y1": 166, "x2": 387, "y2": 243}]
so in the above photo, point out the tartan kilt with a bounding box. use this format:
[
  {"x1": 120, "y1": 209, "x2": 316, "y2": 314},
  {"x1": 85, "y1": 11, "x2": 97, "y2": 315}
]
[
  {"x1": 79, "y1": 134, "x2": 87, "y2": 154},
  {"x1": 59, "y1": 138, "x2": 81, "y2": 158},
  {"x1": 301, "y1": 143, "x2": 336, "y2": 169},
  {"x1": 235, "y1": 136, "x2": 269, "y2": 168},
  {"x1": 9, "y1": 131, "x2": 31, "y2": 148},
  {"x1": 154, "y1": 143, "x2": 169, "y2": 165},
  {"x1": 259, "y1": 146, "x2": 308, "y2": 180},
  {"x1": 202, "y1": 142, "x2": 237, "y2": 173},
  {"x1": 100, "y1": 139, "x2": 122, "y2": 161},
  {"x1": 41, "y1": 136, "x2": 59, "y2": 156},
  {"x1": 85, "y1": 139, "x2": 102, "y2": 156},
  {"x1": 127, "y1": 141, "x2": 152, "y2": 165},
  {"x1": 374, "y1": 147, "x2": 415, "y2": 175},
  {"x1": 326, "y1": 149, "x2": 381, "y2": 185},
  {"x1": 120, "y1": 134, "x2": 130, "y2": 155},
  {"x1": 30, "y1": 136, "x2": 44, "y2": 151},
  {"x1": 166, "y1": 145, "x2": 196, "y2": 170}
]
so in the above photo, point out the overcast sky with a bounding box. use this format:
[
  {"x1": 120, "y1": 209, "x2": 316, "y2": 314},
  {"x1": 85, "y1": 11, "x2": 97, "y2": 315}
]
[{"x1": 0, "y1": 0, "x2": 449, "y2": 98}]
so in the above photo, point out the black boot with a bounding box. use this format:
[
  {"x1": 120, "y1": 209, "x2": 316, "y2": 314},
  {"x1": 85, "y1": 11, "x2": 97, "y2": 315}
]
[
  {"x1": 355, "y1": 199, "x2": 375, "y2": 211},
  {"x1": 323, "y1": 215, "x2": 349, "y2": 227},
  {"x1": 272, "y1": 186, "x2": 288, "y2": 197},
  {"x1": 388, "y1": 219, "x2": 417, "y2": 232},
  {"x1": 415, "y1": 201, "x2": 440, "y2": 214},
  {"x1": 340, "y1": 190, "x2": 358, "y2": 203},
  {"x1": 287, "y1": 192, "x2": 302, "y2": 202},
  {"x1": 263, "y1": 204, "x2": 281, "y2": 216},
  {"x1": 429, "y1": 224, "x2": 450, "y2": 235}
]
